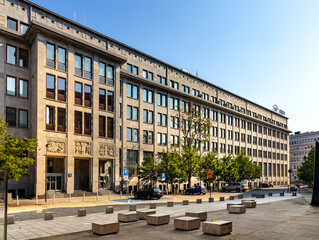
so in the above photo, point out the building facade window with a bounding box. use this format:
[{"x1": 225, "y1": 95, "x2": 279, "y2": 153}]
[
  {"x1": 99, "y1": 89, "x2": 106, "y2": 110},
  {"x1": 8, "y1": 18, "x2": 17, "y2": 31},
  {"x1": 7, "y1": 45, "x2": 16, "y2": 65},
  {"x1": 74, "y1": 111, "x2": 82, "y2": 134},
  {"x1": 46, "y1": 106, "x2": 55, "y2": 130},
  {"x1": 46, "y1": 74, "x2": 55, "y2": 99},
  {"x1": 84, "y1": 113, "x2": 92, "y2": 135},
  {"x1": 74, "y1": 82, "x2": 82, "y2": 105},
  {"x1": 99, "y1": 116, "x2": 106, "y2": 137},
  {"x1": 57, "y1": 77, "x2": 66, "y2": 101},
  {"x1": 57, "y1": 108, "x2": 66, "y2": 132},
  {"x1": 6, "y1": 107, "x2": 16, "y2": 127}
]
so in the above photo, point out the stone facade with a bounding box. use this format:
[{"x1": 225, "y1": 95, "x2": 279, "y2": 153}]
[{"x1": 1, "y1": 0, "x2": 290, "y2": 197}]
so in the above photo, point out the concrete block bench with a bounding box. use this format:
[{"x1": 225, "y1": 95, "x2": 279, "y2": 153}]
[
  {"x1": 183, "y1": 200, "x2": 189, "y2": 205},
  {"x1": 227, "y1": 205, "x2": 246, "y2": 214},
  {"x1": 106, "y1": 207, "x2": 113, "y2": 214},
  {"x1": 268, "y1": 193, "x2": 273, "y2": 196},
  {"x1": 185, "y1": 211, "x2": 207, "y2": 221},
  {"x1": 78, "y1": 209, "x2": 86, "y2": 217},
  {"x1": 147, "y1": 214, "x2": 170, "y2": 226},
  {"x1": 238, "y1": 195, "x2": 243, "y2": 199},
  {"x1": 226, "y1": 203, "x2": 242, "y2": 210},
  {"x1": 149, "y1": 203, "x2": 156, "y2": 209},
  {"x1": 241, "y1": 200, "x2": 256, "y2": 208},
  {"x1": 256, "y1": 194, "x2": 265, "y2": 198},
  {"x1": 167, "y1": 201, "x2": 174, "y2": 207},
  {"x1": 45, "y1": 212, "x2": 54, "y2": 220},
  {"x1": 129, "y1": 205, "x2": 136, "y2": 211},
  {"x1": 209, "y1": 198, "x2": 214, "y2": 202},
  {"x1": 196, "y1": 199, "x2": 202, "y2": 204},
  {"x1": 7, "y1": 215, "x2": 14, "y2": 224},
  {"x1": 202, "y1": 220, "x2": 232, "y2": 236},
  {"x1": 92, "y1": 221, "x2": 119, "y2": 235},
  {"x1": 136, "y1": 209, "x2": 156, "y2": 220},
  {"x1": 219, "y1": 197, "x2": 224, "y2": 201},
  {"x1": 174, "y1": 216, "x2": 200, "y2": 231},
  {"x1": 118, "y1": 212, "x2": 138, "y2": 222},
  {"x1": 229, "y1": 196, "x2": 235, "y2": 200}
]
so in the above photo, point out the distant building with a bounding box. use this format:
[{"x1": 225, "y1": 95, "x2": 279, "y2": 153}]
[{"x1": 289, "y1": 131, "x2": 319, "y2": 180}]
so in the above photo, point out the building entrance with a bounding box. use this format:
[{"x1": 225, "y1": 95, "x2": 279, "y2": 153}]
[
  {"x1": 99, "y1": 160, "x2": 112, "y2": 189},
  {"x1": 46, "y1": 158, "x2": 64, "y2": 191},
  {"x1": 74, "y1": 159, "x2": 90, "y2": 190}
]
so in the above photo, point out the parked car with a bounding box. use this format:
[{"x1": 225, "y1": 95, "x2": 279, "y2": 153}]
[
  {"x1": 185, "y1": 185, "x2": 207, "y2": 195},
  {"x1": 134, "y1": 187, "x2": 163, "y2": 200},
  {"x1": 268, "y1": 182, "x2": 274, "y2": 187},
  {"x1": 261, "y1": 182, "x2": 270, "y2": 188},
  {"x1": 222, "y1": 182, "x2": 248, "y2": 192}
]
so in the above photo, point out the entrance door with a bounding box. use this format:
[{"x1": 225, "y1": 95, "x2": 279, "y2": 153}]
[
  {"x1": 99, "y1": 160, "x2": 112, "y2": 189},
  {"x1": 74, "y1": 159, "x2": 90, "y2": 190},
  {"x1": 47, "y1": 173, "x2": 63, "y2": 191}
]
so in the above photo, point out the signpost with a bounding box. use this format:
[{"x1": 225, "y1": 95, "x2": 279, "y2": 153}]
[
  {"x1": 207, "y1": 169, "x2": 213, "y2": 199},
  {"x1": 288, "y1": 169, "x2": 292, "y2": 192}
]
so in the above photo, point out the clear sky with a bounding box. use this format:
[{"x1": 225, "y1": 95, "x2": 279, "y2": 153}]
[{"x1": 31, "y1": 0, "x2": 319, "y2": 133}]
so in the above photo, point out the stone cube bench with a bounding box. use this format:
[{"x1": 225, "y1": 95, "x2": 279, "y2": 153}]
[
  {"x1": 196, "y1": 199, "x2": 202, "y2": 204},
  {"x1": 183, "y1": 200, "x2": 189, "y2": 205},
  {"x1": 185, "y1": 211, "x2": 207, "y2": 221},
  {"x1": 136, "y1": 209, "x2": 156, "y2": 220},
  {"x1": 92, "y1": 221, "x2": 119, "y2": 235},
  {"x1": 238, "y1": 195, "x2": 243, "y2": 199},
  {"x1": 147, "y1": 214, "x2": 170, "y2": 226},
  {"x1": 202, "y1": 220, "x2": 232, "y2": 236},
  {"x1": 256, "y1": 194, "x2": 265, "y2": 198},
  {"x1": 7, "y1": 215, "x2": 14, "y2": 225},
  {"x1": 118, "y1": 212, "x2": 138, "y2": 222},
  {"x1": 45, "y1": 212, "x2": 54, "y2": 220},
  {"x1": 174, "y1": 216, "x2": 200, "y2": 231},
  {"x1": 241, "y1": 200, "x2": 256, "y2": 208},
  {"x1": 229, "y1": 196, "x2": 235, "y2": 200},
  {"x1": 149, "y1": 203, "x2": 156, "y2": 209},
  {"x1": 219, "y1": 197, "x2": 224, "y2": 201},
  {"x1": 227, "y1": 204, "x2": 246, "y2": 214},
  {"x1": 209, "y1": 198, "x2": 214, "y2": 202},
  {"x1": 78, "y1": 209, "x2": 86, "y2": 217},
  {"x1": 226, "y1": 203, "x2": 242, "y2": 210},
  {"x1": 106, "y1": 207, "x2": 113, "y2": 214},
  {"x1": 167, "y1": 201, "x2": 174, "y2": 207},
  {"x1": 129, "y1": 205, "x2": 136, "y2": 211}
]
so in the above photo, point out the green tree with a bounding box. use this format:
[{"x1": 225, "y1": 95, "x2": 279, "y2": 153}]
[
  {"x1": 219, "y1": 154, "x2": 240, "y2": 183},
  {"x1": 234, "y1": 151, "x2": 262, "y2": 181},
  {"x1": 137, "y1": 154, "x2": 158, "y2": 187},
  {"x1": 297, "y1": 148, "x2": 315, "y2": 183},
  {"x1": 0, "y1": 117, "x2": 38, "y2": 180},
  {"x1": 158, "y1": 149, "x2": 184, "y2": 192},
  {"x1": 196, "y1": 151, "x2": 221, "y2": 183}
]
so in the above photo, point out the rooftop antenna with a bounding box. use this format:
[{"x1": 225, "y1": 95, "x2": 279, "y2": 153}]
[
  {"x1": 74, "y1": 11, "x2": 76, "y2": 22},
  {"x1": 196, "y1": 70, "x2": 198, "y2": 77},
  {"x1": 84, "y1": 13, "x2": 86, "y2": 25}
]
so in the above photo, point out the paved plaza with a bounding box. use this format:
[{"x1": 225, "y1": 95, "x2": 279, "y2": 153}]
[{"x1": 7, "y1": 190, "x2": 310, "y2": 240}]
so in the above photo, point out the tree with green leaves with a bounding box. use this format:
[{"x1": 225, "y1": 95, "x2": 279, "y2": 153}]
[
  {"x1": 195, "y1": 151, "x2": 221, "y2": 183},
  {"x1": 158, "y1": 149, "x2": 184, "y2": 192},
  {"x1": 137, "y1": 153, "x2": 158, "y2": 187},
  {"x1": 0, "y1": 117, "x2": 38, "y2": 180},
  {"x1": 179, "y1": 102, "x2": 212, "y2": 187},
  {"x1": 297, "y1": 148, "x2": 315, "y2": 183},
  {"x1": 234, "y1": 151, "x2": 262, "y2": 181},
  {"x1": 219, "y1": 154, "x2": 240, "y2": 183}
]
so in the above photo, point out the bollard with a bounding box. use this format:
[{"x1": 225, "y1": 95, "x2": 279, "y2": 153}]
[
  {"x1": 268, "y1": 193, "x2": 272, "y2": 197},
  {"x1": 229, "y1": 196, "x2": 234, "y2": 200},
  {"x1": 35, "y1": 195, "x2": 38, "y2": 205},
  {"x1": 209, "y1": 198, "x2": 214, "y2": 202},
  {"x1": 69, "y1": 194, "x2": 71, "y2": 202},
  {"x1": 83, "y1": 192, "x2": 86, "y2": 201},
  {"x1": 96, "y1": 192, "x2": 99, "y2": 201},
  {"x1": 219, "y1": 197, "x2": 224, "y2": 201},
  {"x1": 292, "y1": 192, "x2": 297, "y2": 196},
  {"x1": 280, "y1": 192, "x2": 284, "y2": 196},
  {"x1": 197, "y1": 199, "x2": 202, "y2": 204},
  {"x1": 7, "y1": 215, "x2": 15, "y2": 225},
  {"x1": 183, "y1": 200, "x2": 189, "y2": 205},
  {"x1": 16, "y1": 195, "x2": 19, "y2": 206}
]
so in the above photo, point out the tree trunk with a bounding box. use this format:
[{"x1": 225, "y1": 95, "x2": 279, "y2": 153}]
[{"x1": 188, "y1": 174, "x2": 192, "y2": 188}]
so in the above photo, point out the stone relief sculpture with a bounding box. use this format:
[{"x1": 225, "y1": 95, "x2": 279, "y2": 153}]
[
  {"x1": 46, "y1": 140, "x2": 65, "y2": 154},
  {"x1": 75, "y1": 141, "x2": 91, "y2": 155},
  {"x1": 99, "y1": 144, "x2": 114, "y2": 157}
]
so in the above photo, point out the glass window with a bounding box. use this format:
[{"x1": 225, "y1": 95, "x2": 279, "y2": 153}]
[
  {"x1": 143, "y1": 110, "x2": 147, "y2": 123},
  {"x1": 84, "y1": 57, "x2": 92, "y2": 78},
  {"x1": 127, "y1": 106, "x2": 132, "y2": 119},
  {"x1": 157, "y1": 76, "x2": 161, "y2": 84},
  {"x1": 157, "y1": 133, "x2": 161, "y2": 144},
  {"x1": 18, "y1": 49, "x2": 28, "y2": 67},
  {"x1": 99, "y1": 89, "x2": 106, "y2": 110},
  {"x1": 133, "y1": 66, "x2": 138, "y2": 75},
  {"x1": 57, "y1": 108, "x2": 66, "y2": 132},
  {"x1": 6, "y1": 76, "x2": 16, "y2": 96},
  {"x1": 148, "y1": 90, "x2": 153, "y2": 103},
  {"x1": 162, "y1": 114, "x2": 167, "y2": 126},
  {"x1": 46, "y1": 43, "x2": 55, "y2": 61},
  {"x1": 107, "y1": 91, "x2": 114, "y2": 111},
  {"x1": 46, "y1": 106, "x2": 55, "y2": 130},
  {"x1": 133, "y1": 85, "x2": 138, "y2": 99},
  {"x1": 20, "y1": 23, "x2": 28, "y2": 34},
  {"x1": 6, "y1": 107, "x2": 16, "y2": 126},
  {"x1": 84, "y1": 113, "x2": 92, "y2": 135},
  {"x1": 107, "y1": 65, "x2": 114, "y2": 80},
  {"x1": 8, "y1": 18, "x2": 17, "y2": 31},
  {"x1": 74, "y1": 111, "x2": 82, "y2": 134},
  {"x1": 133, "y1": 129, "x2": 138, "y2": 142},
  {"x1": 99, "y1": 116, "x2": 106, "y2": 137},
  {"x1": 133, "y1": 107, "x2": 138, "y2": 120},
  {"x1": 57, "y1": 47, "x2": 66, "y2": 71},
  {"x1": 127, "y1": 83, "x2": 132, "y2": 98},
  {"x1": 127, "y1": 150, "x2": 138, "y2": 176},
  {"x1": 74, "y1": 54, "x2": 82, "y2": 76},
  {"x1": 99, "y1": 62, "x2": 106, "y2": 83},
  {"x1": 149, "y1": 72, "x2": 153, "y2": 80},
  {"x1": 19, "y1": 109, "x2": 28, "y2": 128},
  {"x1": 149, "y1": 111, "x2": 153, "y2": 123},
  {"x1": 107, "y1": 117, "x2": 114, "y2": 138},
  {"x1": 143, "y1": 130, "x2": 148, "y2": 143},
  {"x1": 6, "y1": 45, "x2": 16, "y2": 64},
  {"x1": 57, "y1": 77, "x2": 66, "y2": 101},
  {"x1": 74, "y1": 82, "x2": 82, "y2": 104},
  {"x1": 143, "y1": 89, "x2": 147, "y2": 102},
  {"x1": 148, "y1": 132, "x2": 153, "y2": 144},
  {"x1": 46, "y1": 74, "x2": 55, "y2": 99},
  {"x1": 143, "y1": 70, "x2": 147, "y2": 78},
  {"x1": 127, "y1": 128, "x2": 132, "y2": 141},
  {"x1": 127, "y1": 64, "x2": 132, "y2": 73},
  {"x1": 19, "y1": 79, "x2": 28, "y2": 98},
  {"x1": 162, "y1": 95, "x2": 167, "y2": 107},
  {"x1": 84, "y1": 85, "x2": 92, "y2": 107}
]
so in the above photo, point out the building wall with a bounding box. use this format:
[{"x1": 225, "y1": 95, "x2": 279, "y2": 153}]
[{"x1": 0, "y1": 0, "x2": 290, "y2": 197}]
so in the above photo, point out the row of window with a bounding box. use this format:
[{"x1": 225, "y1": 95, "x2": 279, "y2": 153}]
[
  {"x1": 6, "y1": 76, "x2": 28, "y2": 98},
  {"x1": 6, "y1": 45, "x2": 28, "y2": 68},
  {"x1": 7, "y1": 17, "x2": 28, "y2": 34},
  {"x1": 45, "y1": 106, "x2": 114, "y2": 137},
  {"x1": 6, "y1": 107, "x2": 28, "y2": 128}
]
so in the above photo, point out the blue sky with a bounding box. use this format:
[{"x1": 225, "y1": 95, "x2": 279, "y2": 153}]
[{"x1": 32, "y1": 0, "x2": 319, "y2": 133}]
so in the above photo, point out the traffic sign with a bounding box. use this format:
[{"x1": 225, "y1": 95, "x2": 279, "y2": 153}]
[
  {"x1": 124, "y1": 169, "x2": 128, "y2": 180},
  {"x1": 161, "y1": 173, "x2": 165, "y2": 181},
  {"x1": 207, "y1": 169, "x2": 213, "y2": 179},
  {"x1": 288, "y1": 169, "x2": 292, "y2": 173}
]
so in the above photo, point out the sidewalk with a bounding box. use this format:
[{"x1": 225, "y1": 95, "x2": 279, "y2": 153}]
[{"x1": 7, "y1": 192, "x2": 301, "y2": 240}]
